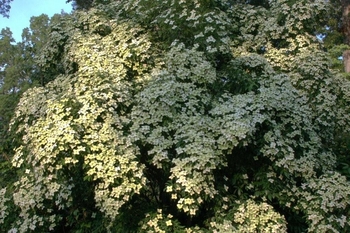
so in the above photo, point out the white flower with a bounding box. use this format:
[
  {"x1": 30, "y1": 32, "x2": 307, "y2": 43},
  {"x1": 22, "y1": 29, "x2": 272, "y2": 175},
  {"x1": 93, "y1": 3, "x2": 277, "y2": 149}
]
[
  {"x1": 194, "y1": 32, "x2": 204, "y2": 39},
  {"x1": 206, "y1": 16, "x2": 213, "y2": 23},
  {"x1": 206, "y1": 36, "x2": 216, "y2": 43},
  {"x1": 206, "y1": 46, "x2": 217, "y2": 53},
  {"x1": 166, "y1": 220, "x2": 172, "y2": 226}
]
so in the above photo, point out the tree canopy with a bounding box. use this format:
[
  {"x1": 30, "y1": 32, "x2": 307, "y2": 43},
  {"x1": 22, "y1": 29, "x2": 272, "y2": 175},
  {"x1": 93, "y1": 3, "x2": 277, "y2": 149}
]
[
  {"x1": 0, "y1": 12, "x2": 69, "y2": 160},
  {"x1": 0, "y1": 0, "x2": 350, "y2": 232},
  {"x1": 0, "y1": 0, "x2": 13, "y2": 18}
]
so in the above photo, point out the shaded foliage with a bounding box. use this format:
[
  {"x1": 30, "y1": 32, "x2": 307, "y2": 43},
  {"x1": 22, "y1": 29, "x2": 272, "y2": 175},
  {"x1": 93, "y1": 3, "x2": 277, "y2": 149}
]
[{"x1": 0, "y1": 0, "x2": 13, "y2": 18}]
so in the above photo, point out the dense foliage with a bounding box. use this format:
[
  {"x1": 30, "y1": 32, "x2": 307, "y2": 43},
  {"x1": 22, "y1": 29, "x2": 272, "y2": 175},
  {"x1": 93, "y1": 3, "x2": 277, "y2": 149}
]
[
  {"x1": 0, "y1": 0, "x2": 13, "y2": 18},
  {"x1": 0, "y1": 13, "x2": 69, "y2": 163},
  {"x1": 1, "y1": 0, "x2": 350, "y2": 232}
]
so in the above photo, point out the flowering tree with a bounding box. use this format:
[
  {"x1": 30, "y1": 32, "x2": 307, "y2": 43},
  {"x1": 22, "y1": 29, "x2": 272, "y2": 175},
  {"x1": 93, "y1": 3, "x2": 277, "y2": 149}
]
[{"x1": 1, "y1": 0, "x2": 350, "y2": 232}]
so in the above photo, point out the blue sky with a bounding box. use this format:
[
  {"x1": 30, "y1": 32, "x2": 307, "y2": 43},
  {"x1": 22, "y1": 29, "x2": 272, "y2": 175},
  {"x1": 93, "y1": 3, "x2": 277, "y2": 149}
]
[{"x1": 0, "y1": 0, "x2": 72, "y2": 42}]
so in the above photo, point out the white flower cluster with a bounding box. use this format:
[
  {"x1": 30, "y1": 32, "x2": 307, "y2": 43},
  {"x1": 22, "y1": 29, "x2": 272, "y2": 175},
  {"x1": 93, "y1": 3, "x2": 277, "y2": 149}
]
[
  {"x1": 297, "y1": 172, "x2": 350, "y2": 232},
  {"x1": 233, "y1": 199, "x2": 287, "y2": 232},
  {"x1": 0, "y1": 188, "x2": 10, "y2": 225}
]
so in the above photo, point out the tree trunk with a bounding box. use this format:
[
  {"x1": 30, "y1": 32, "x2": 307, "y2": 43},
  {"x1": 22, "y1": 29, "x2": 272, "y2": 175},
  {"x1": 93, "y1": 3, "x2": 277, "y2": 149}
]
[
  {"x1": 342, "y1": 0, "x2": 350, "y2": 43},
  {"x1": 342, "y1": 0, "x2": 350, "y2": 72},
  {"x1": 343, "y1": 50, "x2": 350, "y2": 72}
]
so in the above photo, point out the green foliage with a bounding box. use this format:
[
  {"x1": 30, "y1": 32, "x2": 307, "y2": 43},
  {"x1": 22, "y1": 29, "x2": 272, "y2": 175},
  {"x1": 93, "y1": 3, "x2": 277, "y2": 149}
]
[
  {"x1": 1, "y1": 0, "x2": 350, "y2": 232},
  {"x1": 327, "y1": 44, "x2": 350, "y2": 72},
  {"x1": 0, "y1": 13, "x2": 70, "y2": 165},
  {"x1": 0, "y1": 0, "x2": 13, "y2": 18},
  {"x1": 35, "y1": 13, "x2": 77, "y2": 83},
  {"x1": 0, "y1": 28, "x2": 29, "y2": 160}
]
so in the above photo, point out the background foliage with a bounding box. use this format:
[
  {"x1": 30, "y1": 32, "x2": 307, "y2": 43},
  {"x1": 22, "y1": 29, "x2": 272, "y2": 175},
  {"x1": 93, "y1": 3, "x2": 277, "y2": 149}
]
[{"x1": 0, "y1": 0, "x2": 350, "y2": 232}]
